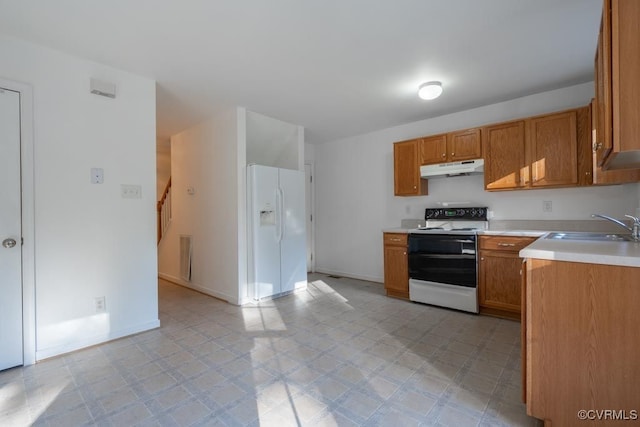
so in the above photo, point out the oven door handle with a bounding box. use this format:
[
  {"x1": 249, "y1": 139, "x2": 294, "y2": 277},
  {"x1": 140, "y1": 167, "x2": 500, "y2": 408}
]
[
  {"x1": 411, "y1": 254, "x2": 476, "y2": 259},
  {"x1": 452, "y1": 239, "x2": 475, "y2": 243}
]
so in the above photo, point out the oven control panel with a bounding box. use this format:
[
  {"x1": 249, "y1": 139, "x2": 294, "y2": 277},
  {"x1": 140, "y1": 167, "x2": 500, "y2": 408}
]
[{"x1": 424, "y1": 207, "x2": 488, "y2": 220}]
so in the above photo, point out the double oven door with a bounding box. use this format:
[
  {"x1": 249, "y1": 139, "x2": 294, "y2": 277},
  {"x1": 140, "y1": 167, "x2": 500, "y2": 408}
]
[{"x1": 407, "y1": 233, "x2": 478, "y2": 313}]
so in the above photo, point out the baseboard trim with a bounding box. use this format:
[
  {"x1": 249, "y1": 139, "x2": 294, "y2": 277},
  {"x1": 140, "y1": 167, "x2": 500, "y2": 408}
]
[
  {"x1": 158, "y1": 272, "x2": 237, "y2": 305},
  {"x1": 35, "y1": 319, "x2": 160, "y2": 361}
]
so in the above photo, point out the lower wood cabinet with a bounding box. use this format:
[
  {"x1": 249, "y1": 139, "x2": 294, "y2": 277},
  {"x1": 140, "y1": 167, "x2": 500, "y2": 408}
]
[
  {"x1": 478, "y1": 235, "x2": 536, "y2": 320},
  {"x1": 383, "y1": 232, "x2": 409, "y2": 299},
  {"x1": 525, "y1": 258, "x2": 640, "y2": 426}
]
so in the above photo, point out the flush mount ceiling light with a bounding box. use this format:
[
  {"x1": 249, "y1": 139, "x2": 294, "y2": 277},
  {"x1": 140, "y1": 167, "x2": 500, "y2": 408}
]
[{"x1": 418, "y1": 81, "x2": 443, "y2": 100}]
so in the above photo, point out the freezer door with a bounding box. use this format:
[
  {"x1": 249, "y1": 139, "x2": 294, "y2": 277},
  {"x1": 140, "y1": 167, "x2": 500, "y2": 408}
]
[
  {"x1": 278, "y1": 168, "x2": 307, "y2": 293},
  {"x1": 248, "y1": 165, "x2": 281, "y2": 299}
]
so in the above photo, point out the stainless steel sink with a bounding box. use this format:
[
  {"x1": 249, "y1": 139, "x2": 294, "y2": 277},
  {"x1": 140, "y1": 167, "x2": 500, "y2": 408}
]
[{"x1": 545, "y1": 232, "x2": 633, "y2": 242}]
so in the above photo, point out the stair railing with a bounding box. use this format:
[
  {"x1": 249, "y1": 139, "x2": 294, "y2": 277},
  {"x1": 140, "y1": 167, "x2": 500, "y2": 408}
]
[{"x1": 157, "y1": 177, "x2": 172, "y2": 243}]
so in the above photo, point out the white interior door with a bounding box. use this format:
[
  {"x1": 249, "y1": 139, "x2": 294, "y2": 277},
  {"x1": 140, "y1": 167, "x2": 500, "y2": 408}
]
[{"x1": 0, "y1": 87, "x2": 23, "y2": 371}]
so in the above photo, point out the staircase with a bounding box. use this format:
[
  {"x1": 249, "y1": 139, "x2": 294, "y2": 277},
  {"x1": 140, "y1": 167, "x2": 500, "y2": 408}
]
[{"x1": 157, "y1": 177, "x2": 171, "y2": 244}]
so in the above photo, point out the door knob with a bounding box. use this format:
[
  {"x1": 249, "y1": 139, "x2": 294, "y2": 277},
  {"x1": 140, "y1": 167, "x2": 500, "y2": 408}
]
[{"x1": 2, "y1": 238, "x2": 17, "y2": 248}]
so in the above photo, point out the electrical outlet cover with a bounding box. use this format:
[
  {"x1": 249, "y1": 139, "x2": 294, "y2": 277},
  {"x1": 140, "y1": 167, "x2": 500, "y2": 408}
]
[
  {"x1": 95, "y1": 296, "x2": 106, "y2": 312},
  {"x1": 121, "y1": 184, "x2": 142, "y2": 199},
  {"x1": 91, "y1": 168, "x2": 104, "y2": 184}
]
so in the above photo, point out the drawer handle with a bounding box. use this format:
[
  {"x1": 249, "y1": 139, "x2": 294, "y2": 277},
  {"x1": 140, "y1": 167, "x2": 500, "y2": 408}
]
[
  {"x1": 497, "y1": 243, "x2": 516, "y2": 247},
  {"x1": 390, "y1": 238, "x2": 401, "y2": 242}
]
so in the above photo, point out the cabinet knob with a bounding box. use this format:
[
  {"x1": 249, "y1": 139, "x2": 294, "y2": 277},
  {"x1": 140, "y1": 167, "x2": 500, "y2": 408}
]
[
  {"x1": 451, "y1": 153, "x2": 455, "y2": 157},
  {"x1": 403, "y1": 252, "x2": 406, "y2": 255},
  {"x1": 480, "y1": 257, "x2": 484, "y2": 261},
  {"x1": 441, "y1": 153, "x2": 446, "y2": 157},
  {"x1": 413, "y1": 185, "x2": 417, "y2": 189}
]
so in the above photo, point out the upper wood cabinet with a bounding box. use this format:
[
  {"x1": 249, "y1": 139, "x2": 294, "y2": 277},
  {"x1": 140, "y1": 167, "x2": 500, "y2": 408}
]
[
  {"x1": 580, "y1": 101, "x2": 640, "y2": 185},
  {"x1": 394, "y1": 139, "x2": 428, "y2": 196},
  {"x1": 594, "y1": 0, "x2": 640, "y2": 170},
  {"x1": 420, "y1": 129, "x2": 481, "y2": 165},
  {"x1": 594, "y1": 1, "x2": 613, "y2": 166},
  {"x1": 482, "y1": 106, "x2": 639, "y2": 191},
  {"x1": 419, "y1": 134, "x2": 447, "y2": 165},
  {"x1": 448, "y1": 128, "x2": 482, "y2": 162},
  {"x1": 528, "y1": 111, "x2": 578, "y2": 188},
  {"x1": 483, "y1": 121, "x2": 528, "y2": 190}
]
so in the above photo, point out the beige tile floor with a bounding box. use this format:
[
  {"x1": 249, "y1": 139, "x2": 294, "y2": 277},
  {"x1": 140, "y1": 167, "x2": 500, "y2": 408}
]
[{"x1": 0, "y1": 274, "x2": 542, "y2": 426}]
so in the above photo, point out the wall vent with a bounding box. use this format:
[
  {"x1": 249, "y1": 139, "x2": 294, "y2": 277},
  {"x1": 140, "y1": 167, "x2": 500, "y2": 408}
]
[
  {"x1": 90, "y1": 78, "x2": 116, "y2": 98},
  {"x1": 179, "y1": 235, "x2": 192, "y2": 282}
]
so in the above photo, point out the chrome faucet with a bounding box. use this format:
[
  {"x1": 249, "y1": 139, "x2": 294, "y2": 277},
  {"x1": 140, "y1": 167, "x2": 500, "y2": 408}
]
[{"x1": 591, "y1": 214, "x2": 640, "y2": 241}]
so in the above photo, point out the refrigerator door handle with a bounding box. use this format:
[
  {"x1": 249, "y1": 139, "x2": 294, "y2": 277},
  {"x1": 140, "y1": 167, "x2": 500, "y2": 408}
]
[
  {"x1": 276, "y1": 187, "x2": 284, "y2": 243},
  {"x1": 279, "y1": 187, "x2": 285, "y2": 241}
]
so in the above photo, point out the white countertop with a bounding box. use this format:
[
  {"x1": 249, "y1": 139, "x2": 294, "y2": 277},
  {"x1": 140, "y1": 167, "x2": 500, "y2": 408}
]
[
  {"x1": 520, "y1": 235, "x2": 640, "y2": 268},
  {"x1": 382, "y1": 228, "x2": 412, "y2": 233},
  {"x1": 479, "y1": 230, "x2": 547, "y2": 237},
  {"x1": 383, "y1": 228, "x2": 546, "y2": 237}
]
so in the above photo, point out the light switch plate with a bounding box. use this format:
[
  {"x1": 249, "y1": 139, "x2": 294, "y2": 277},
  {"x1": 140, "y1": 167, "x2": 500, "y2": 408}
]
[
  {"x1": 121, "y1": 184, "x2": 142, "y2": 199},
  {"x1": 91, "y1": 168, "x2": 104, "y2": 184}
]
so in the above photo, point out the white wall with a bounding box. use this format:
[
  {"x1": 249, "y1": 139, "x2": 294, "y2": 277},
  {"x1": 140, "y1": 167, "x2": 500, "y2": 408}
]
[
  {"x1": 314, "y1": 83, "x2": 640, "y2": 282},
  {"x1": 158, "y1": 108, "x2": 247, "y2": 304},
  {"x1": 305, "y1": 142, "x2": 315, "y2": 165},
  {"x1": 0, "y1": 37, "x2": 159, "y2": 359},
  {"x1": 246, "y1": 111, "x2": 301, "y2": 170}
]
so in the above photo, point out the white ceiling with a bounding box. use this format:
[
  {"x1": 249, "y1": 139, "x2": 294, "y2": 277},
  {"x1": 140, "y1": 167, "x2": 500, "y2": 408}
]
[{"x1": 0, "y1": 0, "x2": 602, "y2": 143}]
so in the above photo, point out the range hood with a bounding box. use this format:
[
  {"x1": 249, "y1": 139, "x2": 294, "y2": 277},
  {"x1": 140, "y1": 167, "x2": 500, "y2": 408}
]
[{"x1": 420, "y1": 158, "x2": 484, "y2": 178}]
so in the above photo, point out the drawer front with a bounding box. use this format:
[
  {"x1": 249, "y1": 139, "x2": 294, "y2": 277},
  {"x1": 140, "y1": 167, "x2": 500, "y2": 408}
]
[
  {"x1": 479, "y1": 236, "x2": 536, "y2": 252},
  {"x1": 384, "y1": 233, "x2": 408, "y2": 246}
]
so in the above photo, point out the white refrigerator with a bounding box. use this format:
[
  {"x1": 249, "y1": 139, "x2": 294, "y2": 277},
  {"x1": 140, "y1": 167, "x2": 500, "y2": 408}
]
[{"x1": 247, "y1": 164, "x2": 307, "y2": 300}]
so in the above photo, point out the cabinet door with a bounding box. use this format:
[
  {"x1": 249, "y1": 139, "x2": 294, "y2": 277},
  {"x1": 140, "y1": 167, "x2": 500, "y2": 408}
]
[
  {"x1": 596, "y1": 0, "x2": 640, "y2": 169},
  {"x1": 394, "y1": 140, "x2": 427, "y2": 196},
  {"x1": 588, "y1": 100, "x2": 640, "y2": 184},
  {"x1": 528, "y1": 111, "x2": 578, "y2": 187},
  {"x1": 419, "y1": 134, "x2": 447, "y2": 165},
  {"x1": 479, "y1": 251, "x2": 522, "y2": 314},
  {"x1": 384, "y1": 245, "x2": 408, "y2": 297},
  {"x1": 611, "y1": 0, "x2": 640, "y2": 158},
  {"x1": 483, "y1": 121, "x2": 527, "y2": 190},
  {"x1": 448, "y1": 128, "x2": 481, "y2": 161},
  {"x1": 594, "y1": 4, "x2": 613, "y2": 167}
]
